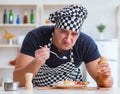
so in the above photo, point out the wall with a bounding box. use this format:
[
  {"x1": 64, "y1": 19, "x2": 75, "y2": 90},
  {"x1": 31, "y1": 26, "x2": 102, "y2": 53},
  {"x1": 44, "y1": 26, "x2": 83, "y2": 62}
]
[{"x1": 0, "y1": 0, "x2": 120, "y2": 39}]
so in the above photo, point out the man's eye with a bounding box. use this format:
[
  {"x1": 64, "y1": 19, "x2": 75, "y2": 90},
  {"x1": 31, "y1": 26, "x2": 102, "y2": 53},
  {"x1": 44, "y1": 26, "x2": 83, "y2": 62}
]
[
  {"x1": 61, "y1": 29, "x2": 66, "y2": 32},
  {"x1": 72, "y1": 33, "x2": 78, "y2": 36},
  {"x1": 60, "y1": 29, "x2": 66, "y2": 33}
]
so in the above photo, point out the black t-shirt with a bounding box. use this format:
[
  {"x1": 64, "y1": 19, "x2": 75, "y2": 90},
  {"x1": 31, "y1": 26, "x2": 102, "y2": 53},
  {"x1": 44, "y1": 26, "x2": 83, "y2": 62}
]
[{"x1": 20, "y1": 25, "x2": 101, "y2": 68}]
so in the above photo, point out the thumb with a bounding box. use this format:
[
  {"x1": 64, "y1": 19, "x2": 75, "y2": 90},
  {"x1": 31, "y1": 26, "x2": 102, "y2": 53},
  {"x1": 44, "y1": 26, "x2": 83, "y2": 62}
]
[{"x1": 44, "y1": 45, "x2": 48, "y2": 48}]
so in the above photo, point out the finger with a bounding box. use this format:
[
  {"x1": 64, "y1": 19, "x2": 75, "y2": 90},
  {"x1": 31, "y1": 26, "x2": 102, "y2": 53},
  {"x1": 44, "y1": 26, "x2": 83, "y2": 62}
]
[
  {"x1": 36, "y1": 47, "x2": 50, "y2": 55},
  {"x1": 99, "y1": 64, "x2": 110, "y2": 71},
  {"x1": 99, "y1": 63, "x2": 109, "y2": 67},
  {"x1": 98, "y1": 67, "x2": 111, "y2": 75},
  {"x1": 102, "y1": 68, "x2": 111, "y2": 75},
  {"x1": 44, "y1": 45, "x2": 48, "y2": 48},
  {"x1": 35, "y1": 49, "x2": 49, "y2": 61},
  {"x1": 104, "y1": 71, "x2": 111, "y2": 75},
  {"x1": 97, "y1": 63, "x2": 109, "y2": 71},
  {"x1": 35, "y1": 53, "x2": 49, "y2": 64},
  {"x1": 36, "y1": 51, "x2": 50, "y2": 58}
]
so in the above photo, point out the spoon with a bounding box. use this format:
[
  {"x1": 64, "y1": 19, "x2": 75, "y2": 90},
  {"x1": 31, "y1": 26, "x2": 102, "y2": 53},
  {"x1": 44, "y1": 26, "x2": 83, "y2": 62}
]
[{"x1": 39, "y1": 46, "x2": 67, "y2": 60}]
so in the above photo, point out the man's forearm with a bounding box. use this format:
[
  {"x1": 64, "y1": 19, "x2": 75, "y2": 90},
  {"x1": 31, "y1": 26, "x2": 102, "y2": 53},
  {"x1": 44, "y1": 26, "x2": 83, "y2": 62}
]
[{"x1": 13, "y1": 59, "x2": 43, "y2": 86}]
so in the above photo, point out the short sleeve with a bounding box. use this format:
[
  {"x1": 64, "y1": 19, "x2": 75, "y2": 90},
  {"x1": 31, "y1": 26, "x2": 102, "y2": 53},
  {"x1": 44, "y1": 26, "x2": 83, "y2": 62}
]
[
  {"x1": 20, "y1": 31, "x2": 40, "y2": 57},
  {"x1": 79, "y1": 35, "x2": 101, "y2": 64}
]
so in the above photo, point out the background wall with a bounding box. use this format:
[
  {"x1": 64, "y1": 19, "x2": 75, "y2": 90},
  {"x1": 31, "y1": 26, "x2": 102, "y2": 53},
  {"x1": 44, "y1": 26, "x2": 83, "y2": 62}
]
[
  {"x1": 0, "y1": 0, "x2": 120, "y2": 39},
  {"x1": 0, "y1": 0, "x2": 120, "y2": 86}
]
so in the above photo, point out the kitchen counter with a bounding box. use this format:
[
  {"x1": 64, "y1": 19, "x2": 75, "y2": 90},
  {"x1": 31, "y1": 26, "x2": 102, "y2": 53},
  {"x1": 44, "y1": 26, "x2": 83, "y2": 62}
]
[{"x1": 0, "y1": 87, "x2": 120, "y2": 94}]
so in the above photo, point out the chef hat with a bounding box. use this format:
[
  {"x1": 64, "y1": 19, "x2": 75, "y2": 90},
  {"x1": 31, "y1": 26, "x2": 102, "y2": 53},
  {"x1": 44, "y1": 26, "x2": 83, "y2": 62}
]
[{"x1": 49, "y1": 4, "x2": 88, "y2": 33}]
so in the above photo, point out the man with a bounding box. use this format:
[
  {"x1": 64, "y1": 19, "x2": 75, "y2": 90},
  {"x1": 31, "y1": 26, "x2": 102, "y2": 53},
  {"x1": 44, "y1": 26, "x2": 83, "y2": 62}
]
[{"x1": 13, "y1": 5, "x2": 113, "y2": 87}]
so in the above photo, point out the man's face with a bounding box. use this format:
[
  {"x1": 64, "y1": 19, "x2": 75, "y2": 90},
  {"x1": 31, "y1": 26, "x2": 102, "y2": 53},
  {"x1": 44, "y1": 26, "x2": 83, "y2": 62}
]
[{"x1": 52, "y1": 28, "x2": 79, "y2": 51}]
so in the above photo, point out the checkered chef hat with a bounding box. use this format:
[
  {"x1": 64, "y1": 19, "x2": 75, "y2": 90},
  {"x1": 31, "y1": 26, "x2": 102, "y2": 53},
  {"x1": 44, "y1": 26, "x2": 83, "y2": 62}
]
[{"x1": 49, "y1": 5, "x2": 88, "y2": 33}]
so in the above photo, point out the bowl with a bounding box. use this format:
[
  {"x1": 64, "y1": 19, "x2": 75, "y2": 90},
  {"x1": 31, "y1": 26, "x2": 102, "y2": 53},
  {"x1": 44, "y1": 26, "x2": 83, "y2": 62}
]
[{"x1": 4, "y1": 82, "x2": 19, "y2": 91}]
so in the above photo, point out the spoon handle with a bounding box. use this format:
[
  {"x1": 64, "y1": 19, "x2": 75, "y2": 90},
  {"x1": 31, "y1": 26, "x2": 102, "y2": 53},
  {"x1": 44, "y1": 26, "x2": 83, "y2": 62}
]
[{"x1": 39, "y1": 46, "x2": 67, "y2": 59}]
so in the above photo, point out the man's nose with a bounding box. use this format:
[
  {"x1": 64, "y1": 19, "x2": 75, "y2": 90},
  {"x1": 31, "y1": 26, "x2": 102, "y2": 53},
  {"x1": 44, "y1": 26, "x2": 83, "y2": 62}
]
[{"x1": 65, "y1": 35, "x2": 71, "y2": 42}]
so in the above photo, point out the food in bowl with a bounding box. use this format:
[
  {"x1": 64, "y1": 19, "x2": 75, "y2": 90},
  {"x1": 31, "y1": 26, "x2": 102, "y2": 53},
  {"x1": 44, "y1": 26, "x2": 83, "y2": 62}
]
[
  {"x1": 55, "y1": 80, "x2": 75, "y2": 86},
  {"x1": 54, "y1": 80, "x2": 89, "y2": 88}
]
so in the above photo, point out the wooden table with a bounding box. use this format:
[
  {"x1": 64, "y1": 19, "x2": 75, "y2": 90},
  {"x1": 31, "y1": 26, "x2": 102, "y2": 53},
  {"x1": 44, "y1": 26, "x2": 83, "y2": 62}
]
[{"x1": 0, "y1": 86, "x2": 120, "y2": 94}]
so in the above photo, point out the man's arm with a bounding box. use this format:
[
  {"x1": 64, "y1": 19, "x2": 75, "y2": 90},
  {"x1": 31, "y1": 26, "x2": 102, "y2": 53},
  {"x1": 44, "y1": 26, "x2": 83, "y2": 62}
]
[
  {"x1": 13, "y1": 45, "x2": 50, "y2": 86},
  {"x1": 85, "y1": 58, "x2": 113, "y2": 87}
]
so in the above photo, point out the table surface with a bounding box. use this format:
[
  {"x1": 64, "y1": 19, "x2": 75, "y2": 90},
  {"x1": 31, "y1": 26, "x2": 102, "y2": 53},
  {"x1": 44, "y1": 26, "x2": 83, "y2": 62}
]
[{"x1": 0, "y1": 87, "x2": 120, "y2": 94}]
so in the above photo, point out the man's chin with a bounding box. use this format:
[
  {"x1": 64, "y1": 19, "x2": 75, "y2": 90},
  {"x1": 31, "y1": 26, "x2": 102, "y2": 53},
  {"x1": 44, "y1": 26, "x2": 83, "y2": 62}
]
[{"x1": 62, "y1": 46, "x2": 72, "y2": 50}]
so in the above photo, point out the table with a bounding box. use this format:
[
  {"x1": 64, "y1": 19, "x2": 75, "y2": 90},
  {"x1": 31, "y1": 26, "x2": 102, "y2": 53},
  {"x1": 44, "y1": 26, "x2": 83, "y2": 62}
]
[{"x1": 0, "y1": 87, "x2": 120, "y2": 94}]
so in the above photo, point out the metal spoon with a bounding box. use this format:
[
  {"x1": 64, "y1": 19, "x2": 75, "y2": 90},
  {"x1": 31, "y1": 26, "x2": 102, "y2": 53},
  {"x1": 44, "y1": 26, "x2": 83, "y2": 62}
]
[{"x1": 39, "y1": 46, "x2": 67, "y2": 60}]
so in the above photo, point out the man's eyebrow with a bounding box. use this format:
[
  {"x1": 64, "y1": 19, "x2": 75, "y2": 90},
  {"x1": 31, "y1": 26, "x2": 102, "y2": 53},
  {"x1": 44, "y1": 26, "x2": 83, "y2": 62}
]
[
  {"x1": 61, "y1": 29, "x2": 67, "y2": 31},
  {"x1": 60, "y1": 29, "x2": 78, "y2": 34}
]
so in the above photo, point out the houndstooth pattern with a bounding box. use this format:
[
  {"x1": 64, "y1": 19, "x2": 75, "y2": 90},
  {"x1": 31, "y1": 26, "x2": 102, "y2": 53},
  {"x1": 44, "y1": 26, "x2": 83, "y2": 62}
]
[{"x1": 32, "y1": 62, "x2": 83, "y2": 87}]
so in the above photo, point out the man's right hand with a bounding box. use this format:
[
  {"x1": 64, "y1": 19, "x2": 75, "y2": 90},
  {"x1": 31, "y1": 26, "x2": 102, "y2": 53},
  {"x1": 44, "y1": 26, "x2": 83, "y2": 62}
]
[{"x1": 35, "y1": 45, "x2": 50, "y2": 66}]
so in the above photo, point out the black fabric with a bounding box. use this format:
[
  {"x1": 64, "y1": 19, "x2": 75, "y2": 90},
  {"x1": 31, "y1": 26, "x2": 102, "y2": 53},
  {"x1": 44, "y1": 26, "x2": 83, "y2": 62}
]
[{"x1": 20, "y1": 25, "x2": 101, "y2": 68}]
